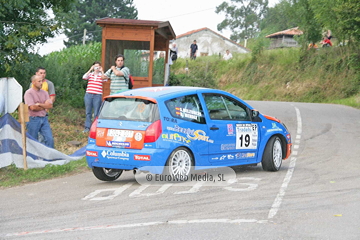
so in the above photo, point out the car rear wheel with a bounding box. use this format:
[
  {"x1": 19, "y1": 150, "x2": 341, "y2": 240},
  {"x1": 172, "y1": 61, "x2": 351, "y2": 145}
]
[
  {"x1": 165, "y1": 147, "x2": 193, "y2": 180},
  {"x1": 92, "y1": 167, "x2": 123, "y2": 181},
  {"x1": 262, "y1": 136, "x2": 283, "y2": 171}
]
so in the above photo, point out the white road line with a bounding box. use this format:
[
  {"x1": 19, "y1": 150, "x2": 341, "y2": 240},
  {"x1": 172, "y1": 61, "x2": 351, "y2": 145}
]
[
  {"x1": 82, "y1": 182, "x2": 133, "y2": 201},
  {"x1": 129, "y1": 183, "x2": 173, "y2": 197},
  {"x1": 268, "y1": 106, "x2": 301, "y2": 219},
  {"x1": 6, "y1": 219, "x2": 268, "y2": 237}
]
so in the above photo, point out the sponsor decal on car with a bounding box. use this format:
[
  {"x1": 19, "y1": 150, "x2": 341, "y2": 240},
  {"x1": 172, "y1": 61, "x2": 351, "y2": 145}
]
[
  {"x1": 188, "y1": 130, "x2": 214, "y2": 143},
  {"x1": 134, "y1": 155, "x2": 151, "y2": 161},
  {"x1": 106, "y1": 141, "x2": 130, "y2": 148},
  {"x1": 162, "y1": 133, "x2": 191, "y2": 144},
  {"x1": 96, "y1": 128, "x2": 145, "y2": 149},
  {"x1": 86, "y1": 151, "x2": 98, "y2": 157},
  {"x1": 235, "y1": 152, "x2": 256, "y2": 159},
  {"x1": 167, "y1": 125, "x2": 195, "y2": 136},
  {"x1": 134, "y1": 132, "x2": 143, "y2": 141},
  {"x1": 227, "y1": 124, "x2": 234, "y2": 135},
  {"x1": 267, "y1": 122, "x2": 283, "y2": 132},
  {"x1": 221, "y1": 143, "x2": 236, "y2": 150},
  {"x1": 101, "y1": 150, "x2": 130, "y2": 160}
]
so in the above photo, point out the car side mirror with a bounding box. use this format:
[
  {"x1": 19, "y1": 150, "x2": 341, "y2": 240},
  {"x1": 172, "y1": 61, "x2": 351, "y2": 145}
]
[{"x1": 252, "y1": 110, "x2": 259, "y2": 118}]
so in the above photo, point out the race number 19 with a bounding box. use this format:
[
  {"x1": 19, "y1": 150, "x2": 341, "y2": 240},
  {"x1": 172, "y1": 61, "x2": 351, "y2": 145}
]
[{"x1": 236, "y1": 124, "x2": 258, "y2": 149}]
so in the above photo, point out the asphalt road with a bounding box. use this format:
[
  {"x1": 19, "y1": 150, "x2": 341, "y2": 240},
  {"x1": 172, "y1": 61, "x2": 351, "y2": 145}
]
[{"x1": 1, "y1": 101, "x2": 359, "y2": 240}]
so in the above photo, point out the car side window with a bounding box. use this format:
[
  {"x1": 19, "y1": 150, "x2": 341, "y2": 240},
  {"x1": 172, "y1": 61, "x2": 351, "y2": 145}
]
[
  {"x1": 165, "y1": 94, "x2": 205, "y2": 124},
  {"x1": 203, "y1": 94, "x2": 250, "y2": 121}
]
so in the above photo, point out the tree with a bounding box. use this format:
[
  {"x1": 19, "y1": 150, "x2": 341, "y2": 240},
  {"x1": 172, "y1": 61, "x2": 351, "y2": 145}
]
[
  {"x1": 60, "y1": 0, "x2": 138, "y2": 47},
  {"x1": 215, "y1": 0, "x2": 269, "y2": 42},
  {"x1": 0, "y1": 0, "x2": 75, "y2": 72},
  {"x1": 310, "y1": 0, "x2": 360, "y2": 43},
  {"x1": 259, "y1": 0, "x2": 298, "y2": 35},
  {"x1": 293, "y1": 0, "x2": 322, "y2": 47}
]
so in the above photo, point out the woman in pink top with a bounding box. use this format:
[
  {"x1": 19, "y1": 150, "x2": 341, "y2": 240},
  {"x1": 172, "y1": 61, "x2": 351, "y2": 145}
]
[{"x1": 82, "y1": 61, "x2": 105, "y2": 132}]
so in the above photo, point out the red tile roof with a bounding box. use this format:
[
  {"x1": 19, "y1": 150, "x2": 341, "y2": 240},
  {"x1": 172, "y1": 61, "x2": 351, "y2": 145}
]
[{"x1": 266, "y1": 27, "x2": 303, "y2": 38}]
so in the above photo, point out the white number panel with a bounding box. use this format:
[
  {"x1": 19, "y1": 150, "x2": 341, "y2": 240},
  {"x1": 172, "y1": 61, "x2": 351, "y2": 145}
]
[{"x1": 235, "y1": 124, "x2": 258, "y2": 149}]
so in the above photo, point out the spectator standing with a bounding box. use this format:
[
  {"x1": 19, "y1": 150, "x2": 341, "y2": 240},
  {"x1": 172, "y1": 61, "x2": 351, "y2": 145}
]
[
  {"x1": 30, "y1": 67, "x2": 56, "y2": 143},
  {"x1": 103, "y1": 54, "x2": 130, "y2": 94},
  {"x1": 31, "y1": 67, "x2": 56, "y2": 104},
  {"x1": 82, "y1": 61, "x2": 105, "y2": 133},
  {"x1": 169, "y1": 43, "x2": 178, "y2": 64},
  {"x1": 24, "y1": 75, "x2": 54, "y2": 148},
  {"x1": 223, "y1": 50, "x2": 233, "y2": 60},
  {"x1": 190, "y1": 40, "x2": 198, "y2": 60}
]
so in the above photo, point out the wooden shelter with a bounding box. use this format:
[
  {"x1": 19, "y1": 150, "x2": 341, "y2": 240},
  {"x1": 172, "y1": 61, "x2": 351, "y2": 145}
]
[
  {"x1": 96, "y1": 18, "x2": 176, "y2": 96},
  {"x1": 266, "y1": 27, "x2": 303, "y2": 49}
]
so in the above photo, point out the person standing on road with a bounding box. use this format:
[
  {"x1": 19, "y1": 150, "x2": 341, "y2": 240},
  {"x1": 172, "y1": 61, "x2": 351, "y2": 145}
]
[
  {"x1": 82, "y1": 61, "x2": 105, "y2": 133},
  {"x1": 103, "y1": 54, "x2": 130, "y2": 95},
  {"x1": 24, "y1": 75, "x2": 54, "y2": 148},
  {"x1": 190, "y1": 40, "x2": 198, "y2": 60}
]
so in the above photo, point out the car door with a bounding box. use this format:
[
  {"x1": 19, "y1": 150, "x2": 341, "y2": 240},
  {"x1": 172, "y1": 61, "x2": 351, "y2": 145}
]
[
  {"x1": 202, "y1": 93, "x2": 259, "y2": 165},
  {"x1": 163, "y1": 93, "x2": 209, "y2": 166}
]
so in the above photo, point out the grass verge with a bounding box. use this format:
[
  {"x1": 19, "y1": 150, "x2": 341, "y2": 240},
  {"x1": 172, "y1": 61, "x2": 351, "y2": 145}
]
[{"x1": 0, "y1": 104, "x2": 90, "y2": 189}]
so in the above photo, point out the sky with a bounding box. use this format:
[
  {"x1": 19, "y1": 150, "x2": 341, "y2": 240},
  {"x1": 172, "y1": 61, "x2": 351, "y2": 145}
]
[{"x1": 36, "y1": 0, "x2": 279, "y2": 55}]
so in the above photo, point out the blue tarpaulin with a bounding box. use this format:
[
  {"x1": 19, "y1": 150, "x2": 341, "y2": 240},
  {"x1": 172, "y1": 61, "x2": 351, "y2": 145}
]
[{"x1": 0, "y1": 113, "x2": 86, "y2": 169}]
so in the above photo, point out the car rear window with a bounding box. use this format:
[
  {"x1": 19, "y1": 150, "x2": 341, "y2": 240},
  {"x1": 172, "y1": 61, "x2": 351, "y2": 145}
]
[
  {"x1": 99, "y1": 97, "x2": 159, "y2": 122},
  {"x1": 165, "y1": 94, "x2": 205, "y2": 124}
]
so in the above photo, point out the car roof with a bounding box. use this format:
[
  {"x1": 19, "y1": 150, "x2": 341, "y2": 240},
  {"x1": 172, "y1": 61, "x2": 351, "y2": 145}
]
[
  {"x1": 105, "y1": 86, "x2": 211, "y2": 99},
  {"x1": 104, "y1": 86, "x2": 255, "y2": 111}
]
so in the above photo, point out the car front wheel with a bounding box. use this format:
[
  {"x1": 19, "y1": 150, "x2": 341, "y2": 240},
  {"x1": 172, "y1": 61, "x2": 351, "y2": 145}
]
[
  {"x1": 165, "y1": 147, "x2": 193, "y2": 180},
  {"x1": 92, "y1": 167, "x2": 123, "y2": 181},
  {"x1": 261, "y1": 136, "x2": 283, "y2": 171}
]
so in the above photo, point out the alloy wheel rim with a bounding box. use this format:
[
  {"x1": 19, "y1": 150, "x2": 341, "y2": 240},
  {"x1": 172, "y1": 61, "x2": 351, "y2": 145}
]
[
  {"x1": 273, "y1": 140, "x2": 282, "y2": 168},
  {"x1": 170, "y1": 150, "x2": 191, "y2": 177}
]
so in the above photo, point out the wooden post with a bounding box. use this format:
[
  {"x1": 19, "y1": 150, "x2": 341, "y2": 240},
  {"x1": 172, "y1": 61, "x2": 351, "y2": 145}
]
[{"x1": 18, "y1": 103, "x2": 29, "y2": 170}]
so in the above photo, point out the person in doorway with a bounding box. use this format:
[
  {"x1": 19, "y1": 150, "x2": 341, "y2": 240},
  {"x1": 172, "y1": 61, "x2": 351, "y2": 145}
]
[
  {"x1": 103, "y1": 54, "x2": 130, "y2": 94},
  {"x1": 223, "y1": 50, "x2": 233, "y2": 60},
  {"x1": 82, "y1": 61, "x2": 105, "y2": 133},
  {"x1": 24, "y1": 75, "x2": 54, "y2": 148},
  {"x1": 190, "y1": 40, "x2": 198, "y2": 60}
]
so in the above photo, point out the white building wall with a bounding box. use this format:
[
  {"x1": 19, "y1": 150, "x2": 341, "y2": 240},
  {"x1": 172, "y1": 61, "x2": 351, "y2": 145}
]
[{"x1": 174, "y1": 29, "x2": 250, "y2": 59}]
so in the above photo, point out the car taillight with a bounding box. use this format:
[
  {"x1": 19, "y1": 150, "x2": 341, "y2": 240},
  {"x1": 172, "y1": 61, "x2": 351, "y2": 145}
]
[
  {"x1": 89, "y1": 117, "x2": 98, "y2": 139},
  {"x1": 144, "y1": 120, "x2": 162, "y2": 143}
]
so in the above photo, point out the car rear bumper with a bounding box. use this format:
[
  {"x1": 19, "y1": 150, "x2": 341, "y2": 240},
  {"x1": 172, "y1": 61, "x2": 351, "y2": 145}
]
[{"x1": 86, "y1": 144, "x2": 171, "y2": 173}]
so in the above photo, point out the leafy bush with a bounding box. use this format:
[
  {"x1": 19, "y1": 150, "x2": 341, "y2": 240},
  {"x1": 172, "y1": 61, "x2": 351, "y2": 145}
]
[{"x1": 43, "y1": 42, "x2": 102, "y2": 107}]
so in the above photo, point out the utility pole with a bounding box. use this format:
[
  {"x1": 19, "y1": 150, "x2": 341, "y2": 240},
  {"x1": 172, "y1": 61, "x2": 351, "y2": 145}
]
[{"x1": 83, "y1": 29, "x2": 87, "y2": 45}]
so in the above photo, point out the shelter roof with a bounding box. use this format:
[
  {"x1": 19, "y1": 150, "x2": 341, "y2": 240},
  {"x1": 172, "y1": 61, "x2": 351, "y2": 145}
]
[
  {"x1": 96, "y1": 18, "x2": 176, "y2": 40},
  {"x1": 266, "y1": 27, "x2": 303, "y2": 38}
]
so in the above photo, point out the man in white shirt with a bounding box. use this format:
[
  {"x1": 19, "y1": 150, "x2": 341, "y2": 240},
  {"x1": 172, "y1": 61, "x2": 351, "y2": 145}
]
[{"x1": 223, "y1": 50, "x2": 233, "y2": 60}]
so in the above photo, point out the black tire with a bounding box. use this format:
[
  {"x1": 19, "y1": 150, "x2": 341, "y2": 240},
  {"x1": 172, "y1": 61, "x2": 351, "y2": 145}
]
[
  {"x1": 165, "y1": 147, "x2": 194, "y2": 180},
  {"x1": 92, "y1": 167, "x2": 123, "y2": 181},
  {"x1": 261, "y1": 136, "x2": 283, "y2": 171}
]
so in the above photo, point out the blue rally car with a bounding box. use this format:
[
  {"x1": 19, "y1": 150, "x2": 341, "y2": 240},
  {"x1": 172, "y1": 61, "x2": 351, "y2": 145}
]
[{"x1": 86, "y1": 86, "x2": 292, "y2": 181}]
